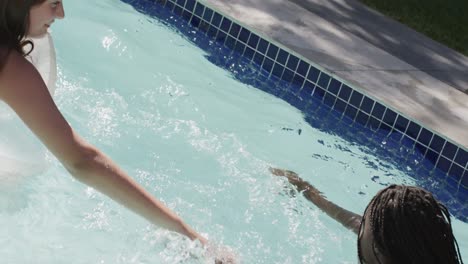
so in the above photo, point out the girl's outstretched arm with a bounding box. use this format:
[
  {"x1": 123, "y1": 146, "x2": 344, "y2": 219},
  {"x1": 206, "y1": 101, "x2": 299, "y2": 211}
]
[
  {"x1": 270, "y1": 167, "x2": 362, "y2": 234},
  {"x1": 0, "y1": 50, "x2": 206, "y2": 244}
]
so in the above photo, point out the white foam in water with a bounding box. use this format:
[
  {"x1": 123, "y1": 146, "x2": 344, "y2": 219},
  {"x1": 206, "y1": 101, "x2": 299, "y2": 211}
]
[{"x1": 1, "y1": 0, "x2": 466, "y2": 263}]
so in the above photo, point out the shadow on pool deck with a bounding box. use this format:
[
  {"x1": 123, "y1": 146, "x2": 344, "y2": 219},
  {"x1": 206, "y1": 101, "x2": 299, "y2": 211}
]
[
  {"x1": 203, "y1": 0, "x2": 468, "y2": 149},
  {"x1": 288, "y1": 0, "x2": 468, "y2": 95}
]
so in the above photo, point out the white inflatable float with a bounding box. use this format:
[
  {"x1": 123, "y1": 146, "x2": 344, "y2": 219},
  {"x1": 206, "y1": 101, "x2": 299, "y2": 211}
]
[{"x1": 0, "y1": 32, "x2": 57, "y2": 185}]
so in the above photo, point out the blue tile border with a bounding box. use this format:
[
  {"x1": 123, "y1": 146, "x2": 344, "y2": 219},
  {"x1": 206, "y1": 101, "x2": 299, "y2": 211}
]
[{"x1": 121, "y1": 0, "x2": 468, "y2": 218}]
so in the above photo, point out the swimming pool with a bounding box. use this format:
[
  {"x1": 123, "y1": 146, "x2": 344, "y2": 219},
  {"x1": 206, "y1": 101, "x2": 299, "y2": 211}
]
[{"x1": 0, "y1": 0, "x2": 467, "y2": 263}]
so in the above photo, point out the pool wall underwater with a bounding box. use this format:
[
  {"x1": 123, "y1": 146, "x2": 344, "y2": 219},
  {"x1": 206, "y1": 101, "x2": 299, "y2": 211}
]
[{"x1": 120, "y1": 0, "x2": 468, "y2": 220}]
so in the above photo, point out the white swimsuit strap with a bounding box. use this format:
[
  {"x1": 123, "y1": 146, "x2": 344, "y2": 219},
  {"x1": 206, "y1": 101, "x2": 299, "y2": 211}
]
[{"x1": 26, "y1": 31, "x2": 57, "y2": 95}]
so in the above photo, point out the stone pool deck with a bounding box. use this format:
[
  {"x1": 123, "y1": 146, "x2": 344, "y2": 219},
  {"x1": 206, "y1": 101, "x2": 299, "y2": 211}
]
[{"x1": 200, "y1": 0, "x2": 468, "y2": 150}]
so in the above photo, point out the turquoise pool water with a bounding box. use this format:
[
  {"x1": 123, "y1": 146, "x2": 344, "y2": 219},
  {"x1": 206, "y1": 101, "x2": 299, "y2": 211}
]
[{"x1": 0, "y1": 0, "x2": 466, "y2": 263}]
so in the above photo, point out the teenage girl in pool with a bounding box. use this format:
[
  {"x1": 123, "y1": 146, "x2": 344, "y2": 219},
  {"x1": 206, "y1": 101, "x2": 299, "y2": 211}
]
[
  {"x1": 270, "y1": 168, "x2": 464, "y2": 263},
  {"x1": 0, "y1": 0, "x2": 224, "y2": 258}
]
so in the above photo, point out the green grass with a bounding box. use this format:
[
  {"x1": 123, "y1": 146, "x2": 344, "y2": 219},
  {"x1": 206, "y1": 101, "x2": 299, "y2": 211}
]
[{"x1": 359, "y1": 0, "x2": 468, "y2": 56}]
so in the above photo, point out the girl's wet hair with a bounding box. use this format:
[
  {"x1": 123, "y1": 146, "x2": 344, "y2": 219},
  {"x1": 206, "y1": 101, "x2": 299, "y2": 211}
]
[
  {"x1": 0, "y1": 0, "x2": 46, "y2": 70},
  {"x1": 358, "y1": 184, "x2": 464, "y2": 264}
]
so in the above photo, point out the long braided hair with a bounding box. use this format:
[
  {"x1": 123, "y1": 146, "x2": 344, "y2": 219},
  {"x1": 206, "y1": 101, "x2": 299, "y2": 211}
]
[
  {"x1": 0, "y1": 0, "x2": 46, "y2": 70},
  {"x1": 358, "y1": 184, "x2": 463, "y2": 264}
]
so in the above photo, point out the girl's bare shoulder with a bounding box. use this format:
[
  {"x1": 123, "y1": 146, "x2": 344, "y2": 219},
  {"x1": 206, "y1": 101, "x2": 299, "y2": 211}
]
[
  {"x1": 1, "y1": 49, "x2": 37, "y2": 81},
  {"x1": 0, "y1": 49, "x2": 42, "y2": 98}
]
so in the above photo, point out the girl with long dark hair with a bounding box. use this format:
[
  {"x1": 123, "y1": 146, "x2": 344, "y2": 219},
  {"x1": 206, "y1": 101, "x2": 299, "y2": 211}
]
[{"x1": 0, "y1": 0, "x2": 228, "y2": 259}]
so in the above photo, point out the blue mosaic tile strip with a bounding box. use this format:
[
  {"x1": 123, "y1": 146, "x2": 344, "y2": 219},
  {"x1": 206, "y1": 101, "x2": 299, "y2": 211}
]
[{"x1": 121, "y1": 0, "x2": 468, "y2": 220}]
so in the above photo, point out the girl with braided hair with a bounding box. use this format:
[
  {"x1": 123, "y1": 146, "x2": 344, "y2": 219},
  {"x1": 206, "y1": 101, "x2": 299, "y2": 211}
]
[{"x1": 270, "y1": 168, "x2": 464, "y2": 263}]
